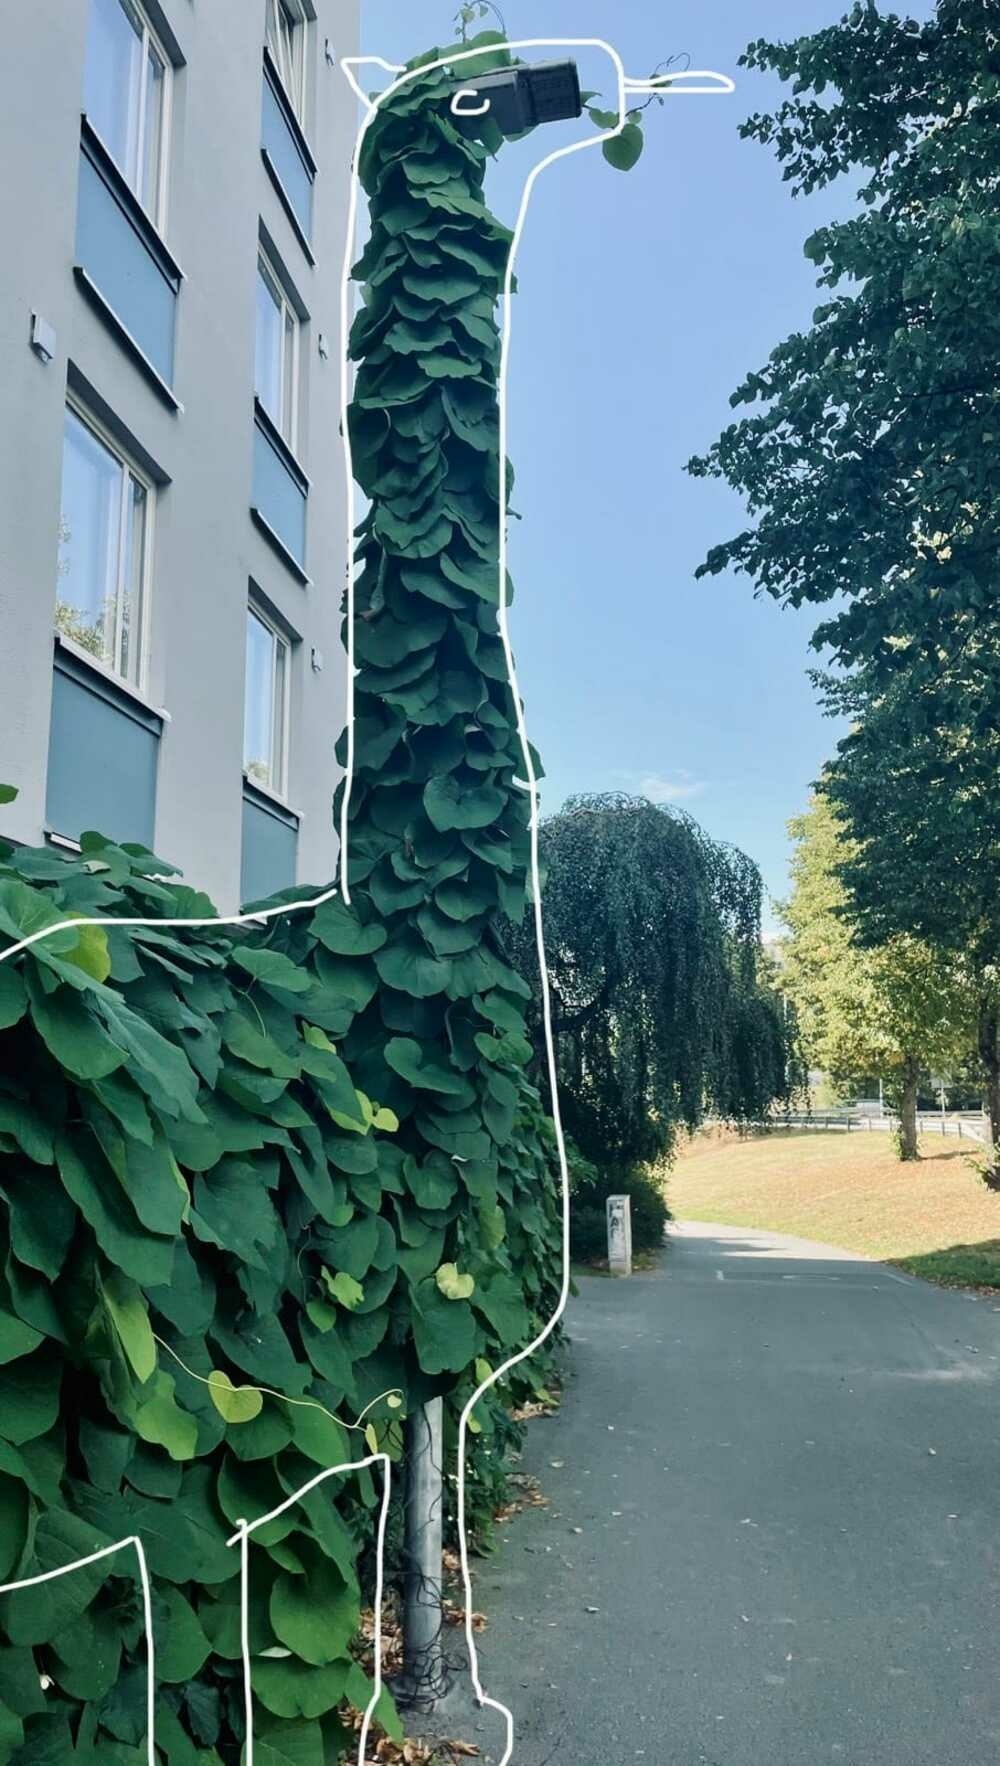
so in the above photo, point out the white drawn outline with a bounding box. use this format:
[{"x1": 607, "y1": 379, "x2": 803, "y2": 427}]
[
  {"x1": 0, "y1": 1535, "x2": 155, "y2": 1763},
  {"x1": 0, "y1": 37, "x2": 734, "y2": 1766},
  {"x1": 338, "y1": 41, "x2": 733, "y2": 1765},
  {"x1": 229, "y1": 1453, "x2": 391, "y2": 1766}
]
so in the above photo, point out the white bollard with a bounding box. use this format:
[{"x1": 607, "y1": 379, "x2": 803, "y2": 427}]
[{"x1": 606, "y1": 1194, "x2": 632, "y2": 1276}]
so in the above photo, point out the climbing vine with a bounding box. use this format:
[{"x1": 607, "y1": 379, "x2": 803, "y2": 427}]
[
  {"x1": 0, "y1": 37, "x2": 570, "y2": 1766},
  {"x1": 0, "y1": 30, "x2": 686, "y2": 1762}
]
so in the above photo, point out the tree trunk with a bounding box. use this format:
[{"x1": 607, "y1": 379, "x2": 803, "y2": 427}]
[
  {"x1": 898, "y1": 1058, "x2": 919, "y2": 1162},
  {"x1": 977, "y1": 999, "x2": 1000, "y2": 1189}
]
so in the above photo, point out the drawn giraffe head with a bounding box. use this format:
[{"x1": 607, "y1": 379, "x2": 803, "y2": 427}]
[{"x1": 339, "y1": 39, "x2": 734, "y2": 133}]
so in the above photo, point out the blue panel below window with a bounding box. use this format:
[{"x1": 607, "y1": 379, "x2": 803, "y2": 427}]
[
  {"x1": 47, "y1": 652, "x2": 160, "y2": 848},
  {"x1": 75, "y1": 136, "x2": 178, "y2": 386},
  {"x1": 261, "y1": 65, "x2": 314, "y2": 248},
  {"x1": 241, "y1": 788, "x2": 298, "y2": 905},
  {"x1": 252, "y1": 412, "x2": 308, "y2": 572}
]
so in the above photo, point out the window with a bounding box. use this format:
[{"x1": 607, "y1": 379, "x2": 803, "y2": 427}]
[
  {"x1": 84, "y1": 0, "x2": 170, "y2": 225},
  {"x1": 265, "y1": 0, "x2": 307, "y2": 124},
  {"x1": 57, "y1": 405, "x2": 151, "y2": 688},
  {"x1": 255, "y1": 251, "x2": 299, "y2": 448},
  {"x1": 244, "y1": 606, "x2": 289, "y2": 795}
]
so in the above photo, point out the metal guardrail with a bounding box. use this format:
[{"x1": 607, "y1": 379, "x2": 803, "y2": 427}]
[{"x1": 761, "y1": 1112, "x2": 989, "y2": 1146}]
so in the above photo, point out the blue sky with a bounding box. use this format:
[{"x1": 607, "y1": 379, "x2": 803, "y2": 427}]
[{"x1": 359, "y1": 0, "x2": 877, "y2": 924}]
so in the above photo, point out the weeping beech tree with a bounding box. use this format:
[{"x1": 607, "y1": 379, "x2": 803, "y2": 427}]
[{"x1": 506, "y1": 793, "x2": 794, "y2": 1175}]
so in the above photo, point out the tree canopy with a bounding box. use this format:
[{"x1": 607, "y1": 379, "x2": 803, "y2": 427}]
[
  {"x1": 690, "y1": 0, "x2": 1000, "y2": 704},
  {"x1": 689, "y1": 0, "x2": 1000, "y2": 1165},
  {"x1": 780, "y1": 793, "x2": 975, "y2": 1154},
  {"x1": 506, "y1": 793, "x2": 793, "y2": 1174}
]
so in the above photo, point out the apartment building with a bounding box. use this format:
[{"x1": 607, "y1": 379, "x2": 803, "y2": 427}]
[{"x1": 0, "y1": 0, "x2": 358, "y2": 908}]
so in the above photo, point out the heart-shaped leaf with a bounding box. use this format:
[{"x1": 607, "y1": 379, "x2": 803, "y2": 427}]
[
  {"x1": 435, "y1": 1262, "x2": 475, "y2": 1301},
  {"x1": 207, "y1": 1370, "x2": 265, "y2": 1424}
]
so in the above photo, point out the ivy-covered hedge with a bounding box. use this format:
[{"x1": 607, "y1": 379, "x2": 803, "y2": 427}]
[
  {"x1": 0, "y1": 825, "x2": 560, "y2": 1763},
  {"x1": 0, "y1": 38, "x2": 566, "y2": 1766}
]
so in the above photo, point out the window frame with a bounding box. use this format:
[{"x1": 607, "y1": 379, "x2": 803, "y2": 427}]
[
  {"x1": 58, "y1": 396, "x2": 156, "y2": 695},
  {"x1": 255, "y1": 246, "x2": 301, "y2": 454},
  {"x1": 265, "y1": 0, "x2": 309, "y2": 128},
  {"x1": 84, "y1": 0, "x2": 174, "y2": 233},
  {"x1": 243, "y1": 601, "x2": 291, "y2": 801}
]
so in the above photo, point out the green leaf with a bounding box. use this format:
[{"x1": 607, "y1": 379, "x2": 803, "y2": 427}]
[
  {"x1": 252, "y1": 1656, "x2": 351, "y2": 1721},
  {"x1": 0, "y1": 1349, "x2": 61, "y2": 1445},
  {"x1": 231, "y1": 947, "x2": 311, "y2": 992},
  {"x1": 435, "y1": 1262, "x2": 475, "y2": 1300},
  {"x1": 384, "y1": 1037, "x2": 471, "y2": 1096},
  {"x1": 95, "y1": 992, "x2": 201, "y2": 1118},
  {"x1": 221, "y1": 1011, "x2": 300, "y2": 1079},
  {"x1": 270, "y1": 1554, "x2": 359, "y2": 1665},
  {"x1": 26, "y1": 979, "x2": 125, "y2": 1081},
  {"x1": 311, "y1": 897, "x2": 387, "y2": 956},
  {"x1": 0, "y1": 785, "x2": 16, "y2": 805},
  {"x1": 1, "y1": 1510, "x2": 115, "y2": 1646},
  {"x1": 602, "y1": 122, "x2": 644, "y2": 171},
  {"x1": 254, "y1": 1717, "x2": 326, "y2": 1766},
  {"x1": 373, "y1": 933, "x2": 450, "y2": 999},
  {"x1": 133, "y1": 1371, "x2": 199, "y2": 1461},
  {"x1": 322, "y1": 1269, "x2": 364, "y2": 1311},
  {"x1": 56, "y1": 1133, "x2": 174, "y2": 1289},
  {"x1": 62, "y1": 921, "x2": 111, "y2": 983},
  {"x1": 424, "y1": 775, "x2": 505, "y2": 831},
  {"x1": 286, "y1": 1402, "x2": 350, "y2": 1469},
  {"x1": 0, "y1": 1309, "x2": 43, "y2": 1365},
  {"x1": 410, "y1": 1278, "x2": 479, "y2": 1375},
  {"x1": 472, "y1": 1273, "x2": 531, "y2": 1347},
  {"x1": 300, "y1": 1034, "x2": 367, "y2": 1128},
  {"x1": 0, "y1": 964, "x2": 27, "y2": 1031},
  {"x1": 102, "y1": 1270, "x2": 157, "y2": 1383},
  {"x1": 0, "y1": 1474, "x2": 30, "y2": 1579},
  {"x1": 191, "y1": 1160, "x2": 280, "y2": 1270},
  {"x1": 154, "y1": 1586, "x2": 211, "y2": 1682},
  {"x1": 0, "y1": 1096, "x2": 53, "y2": 1164},
  {"x1": 207, "y1": 1370, "x2": 265, "y2": 1424}
]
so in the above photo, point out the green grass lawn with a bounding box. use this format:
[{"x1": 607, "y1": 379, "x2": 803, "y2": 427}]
[{"x1": 669, "y1": 1129, "x2": 1000, "y2": 1291}]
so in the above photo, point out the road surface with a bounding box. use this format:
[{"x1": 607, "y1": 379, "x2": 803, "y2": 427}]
[{"x1": 453, "y1": 1222, "x2": 1000, "y2": 1765}]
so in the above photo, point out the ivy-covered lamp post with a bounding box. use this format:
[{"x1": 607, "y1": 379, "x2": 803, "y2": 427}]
[
  {"x1": 344, "y1": 43, "x2": 591, "y2": 1712},
  {"x1": 338, "y1": 25, "x2": 733, "y2": 1737}
]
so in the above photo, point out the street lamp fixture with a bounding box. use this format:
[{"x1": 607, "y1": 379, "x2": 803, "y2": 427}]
[{"x1": 450, "y1": 59, "x2": 583, "y2": 136}]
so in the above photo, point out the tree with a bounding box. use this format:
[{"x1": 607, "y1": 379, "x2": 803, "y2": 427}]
[
  {"x1": 780, "y1": 793, "x2": 975, "y2": 1157},
  {"x1": 687, "y1": 2, "x2": 1000, "y2": 1158},
  {"x1": 689, "y1": 0, "x2": 1000, "y2": 703},
  {"x1": 820, "y1": 666, "x2": 1000, "y2": 1170},
  {"x1": 506, "y1": 793, "x2": 794, "y2": 1176}
]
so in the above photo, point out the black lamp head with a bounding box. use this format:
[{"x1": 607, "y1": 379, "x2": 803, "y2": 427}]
[{"x1": 449, "y1": 59, "x2": 583, "y2": 137}]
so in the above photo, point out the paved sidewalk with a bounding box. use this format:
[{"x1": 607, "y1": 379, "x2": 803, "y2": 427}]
[{"x1": 444, "y1": 1222, "x2": 1000, "y2": 1764}]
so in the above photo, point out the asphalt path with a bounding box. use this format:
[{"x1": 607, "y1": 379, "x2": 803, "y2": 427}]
[{"x1": 451, "y1": 1221, "x2": 1000, "y2": 1765}]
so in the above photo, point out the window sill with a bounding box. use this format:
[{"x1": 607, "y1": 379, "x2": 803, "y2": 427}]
[
  {"x1": 242, "y1": 771, "x2": 301, "y2": 821},
  {"x1": 253, "y1": 396, "x2": 309, "y2": 489},
  {"x1": 242, "y1": 775, "x2": 301, "y2": 829},
  {"x1": 54, "y1": 632, "x2": 170, "y2": 726},
  {"x1": 260, "y1": 148, "x2": 317, "y2": 267},
  {"x1": 73, "y1": 267, "x2": 183, "y2": 412},
  {"x1": 80, "y1": 114, "x2": 185, "y2": 284},
  {"x1": 250, "y1": 507, "x2": 311, "y2": 586},
  {"x1": 45, "y1": 829, "x2": 83, "y2": 854}
]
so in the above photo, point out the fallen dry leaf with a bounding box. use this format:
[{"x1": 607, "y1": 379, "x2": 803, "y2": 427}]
[{"x1": 442, "y1": 1600, "x2": 487, "y2": 1630}]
